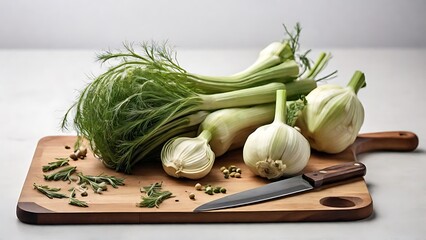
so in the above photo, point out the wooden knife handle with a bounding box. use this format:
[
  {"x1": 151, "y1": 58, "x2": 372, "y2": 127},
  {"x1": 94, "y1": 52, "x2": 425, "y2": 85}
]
[
  {"x1": 303, "y1": 162, "x2": 367, "y2": 188},
  {"x1": 352, "y1": 131, "x2": 418, "y2": 155}
]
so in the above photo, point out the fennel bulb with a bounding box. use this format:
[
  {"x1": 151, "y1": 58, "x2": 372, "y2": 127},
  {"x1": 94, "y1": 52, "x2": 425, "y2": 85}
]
[
  {"x1": 296, "y1": 71, "x2": 366, "y2": 153},
  {"x1": 161, "y1": 130, "x2": 215, "y2": 179},
  {"x1": 161, "y1": 105, "x2": 275, "y2": 179},
  {"x1": 243, "y1": 90, "x2": 310, "y2": 179},
  {"x1": 62, "y1": 23, "x2": 334, "y2": 173}
]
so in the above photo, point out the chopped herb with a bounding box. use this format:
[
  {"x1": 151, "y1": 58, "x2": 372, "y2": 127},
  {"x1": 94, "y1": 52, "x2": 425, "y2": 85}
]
[
  {"x1": 69, "y1": 197, "x2": 89, "y2": 207},
  {"x1": 68, "y1": 188, "x2": 89, "y2": 207},
  {"x1": 77, "y1": 172, "x2": 124, "y2": 193},
  {"x1": 138, "y1": 182, "x2": 174, "y2": 208},
  {"x1": 79, "y1": 174, "x2": 125, "y2": 188},
  {"x1": 33, "y1": 183, "x2": 67, "y2": 199},
  {"x1": 43, "y1": 166, "x2": 77, "y2": 182},
  {"x1": 140, "y1": 182, "x2": 163, "y2": 196},
  {"x1": 42, "y1": 158, "x2": 70, "y2": 172}
]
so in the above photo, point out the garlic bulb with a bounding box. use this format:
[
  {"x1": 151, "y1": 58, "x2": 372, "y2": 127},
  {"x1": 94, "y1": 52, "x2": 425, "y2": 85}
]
[
  {"x1": 161, "y1": 130, "x2": 214, "y2": 179},
  {"x1": 296, "y1": 71, "x2": 366, "y2": 153},
  {"x1": 243, "y1": 90, "x2": 310, "y2": 179}
]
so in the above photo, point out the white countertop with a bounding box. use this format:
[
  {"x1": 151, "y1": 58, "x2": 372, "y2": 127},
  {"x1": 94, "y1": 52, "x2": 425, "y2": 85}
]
[{"x1": 1, "y1": 48, "x2": 425, "y2": 239}]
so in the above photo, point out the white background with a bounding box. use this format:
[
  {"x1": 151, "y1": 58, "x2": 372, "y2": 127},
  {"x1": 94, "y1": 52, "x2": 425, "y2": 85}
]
[{"x1": 1, "y1": 0, "x2": 426, "y2": 49}]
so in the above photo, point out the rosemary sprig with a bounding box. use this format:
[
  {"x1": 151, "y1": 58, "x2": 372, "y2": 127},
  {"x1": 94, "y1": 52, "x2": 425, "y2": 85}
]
[
  {"x1": 68, "y1": 188, "x2": 89, "y2": 207},
  {"x1": 140, "y1": 181, "x2": 163, "y2": 196},
  {"x1": 69, "y1": 197, "x2": 89, "y2": 208},
  {"x1": 43, "y1": 166, "x2": 77, "y2": 182},
  {"x1": 33, "y1": 183, "x2": 67, "y2": 199},
  {"x1": 42, "y1": 158, "x2": 70, "y2": 172},
  {"x1": 77, "y1": 172, "x2": 124, "y2": 193},
  {"x1": 79, "y1": 174, "x2": 125, "y2": 188},
  {"x1": 138, "y1": 191, "x2": 173, "y2": 208},
  {"x1": 77, "y1": 173, "x2": 107, "y2": 193},
  {"x1": 138, "y1": 182, "x2": 174, "y2": 208}
]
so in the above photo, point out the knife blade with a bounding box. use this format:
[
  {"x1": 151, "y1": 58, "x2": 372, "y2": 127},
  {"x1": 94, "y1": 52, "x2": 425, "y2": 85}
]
[{"x1": 194, "y1": 162, "x2": 366, "y2": 212}]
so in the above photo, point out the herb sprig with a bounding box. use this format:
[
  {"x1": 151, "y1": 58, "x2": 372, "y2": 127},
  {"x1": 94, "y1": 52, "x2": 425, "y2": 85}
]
[
  {"x1": 138, "y1": 182, "x2": 174, "y2": 208},
  {"x1": 33, "y1": 183, "x2": 67, "y2": 199},
  {"x1": 77, "y1": 172, "x2": 125, "y2": 193},
  {"x1": 43, "y1": 166, "x2": 77, "y2": 182},
  {"x1": 79, "y1": 174, "x2": 125, "y2": 188},
  {"x1": 42, "y1": 158, "x2": 70, "y2": 172},
  {"x1": 68, "y1": 188, "x2": 89, "y2": 207}
]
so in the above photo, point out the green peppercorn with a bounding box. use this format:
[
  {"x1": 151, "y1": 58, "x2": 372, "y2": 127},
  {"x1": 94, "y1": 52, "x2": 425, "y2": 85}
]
[
  {"x1": 213, "y1": 187, "x2": 221, "y2": 193},
  {"x1": 189, "y1": 193, "x2": 196, "y2": 200},
  {"x1": 222, "y1": 169, "x2": 229, "y2": 175},
  {"x1": 224, "y1": 174, "x2": 229, "y2": 179},
  {"x1": 236, "y1": 168, "x2": 242, "y2": 174},
  {"x1": 220, "y1": 187, "x2": 227, "y2": 193},
  {"x1": 205, "y1": 186, "x2": 213, "y2": 195},
  {"x1": 195, "y1": 183, "x2": 202, "y2": 190},
  {"x1": 220, "y1": 166, "x2": 226, "y2": 172},
  {"x1": 235, "y1": 172, "x2": 241, "y2": 178},
  {"x1": 229, "y1": 172, "x2": 236, "y2": 178},
  {"x1": 229, "y1": 165, "x2": 237, "y2": 172}
]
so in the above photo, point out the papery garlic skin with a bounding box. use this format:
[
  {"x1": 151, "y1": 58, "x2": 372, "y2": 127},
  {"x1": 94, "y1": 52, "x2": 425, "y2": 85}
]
[
  {"x1": 243, "y1": 123, "x2": 310, "y2": 179},
  {"x1": 296, "y1": 71, "x2": 366, "y2": 154},
  {"x1": 161, "y1": 131, "x2": 215, "y2": 179}
]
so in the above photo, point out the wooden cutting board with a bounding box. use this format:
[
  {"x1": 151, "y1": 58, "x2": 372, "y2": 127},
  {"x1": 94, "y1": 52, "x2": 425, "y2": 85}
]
[{"x1": 17, "y1": 131, "x2": 418, "y2": 224}]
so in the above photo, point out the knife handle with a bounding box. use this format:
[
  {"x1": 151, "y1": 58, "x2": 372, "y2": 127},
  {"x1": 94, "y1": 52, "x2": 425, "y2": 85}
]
[
  {"x1": 353, "y1": 131, "x2": 418, "y2": 154},
  {"x1": 303, "y1": 162, "x2": 366, "y2": 188}
]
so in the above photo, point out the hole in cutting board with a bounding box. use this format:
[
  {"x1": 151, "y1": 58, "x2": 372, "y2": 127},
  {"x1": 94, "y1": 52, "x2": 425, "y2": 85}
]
[{"x1": 319, "y1": 196, "x2": 362, "y2": 208}]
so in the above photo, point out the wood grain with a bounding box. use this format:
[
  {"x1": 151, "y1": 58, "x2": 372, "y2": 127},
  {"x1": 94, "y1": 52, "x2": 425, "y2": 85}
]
[{"x1": 16, "y1": 131, "x2": 418, "y2": 224}]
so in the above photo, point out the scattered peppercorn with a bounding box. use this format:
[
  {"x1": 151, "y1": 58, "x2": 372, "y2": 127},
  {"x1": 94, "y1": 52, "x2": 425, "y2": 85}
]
[
  {"x1": 213, "y1": 187, "x2": 221, "y2": 193},
  {"x1": 205, "y1": 186, "x2": 213, "y2": 195},
  {"x1": 69, "y1": 153, "x2": 78, "y2": 161},
  {"x1": 195, "y1": 183, "x2": 202, "y2": 190},
  {"x1": 221, "y1": 165, "x2": 242, "y2": 179}
]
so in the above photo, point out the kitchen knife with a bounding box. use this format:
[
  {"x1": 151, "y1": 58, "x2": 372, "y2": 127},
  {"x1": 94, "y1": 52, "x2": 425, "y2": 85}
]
[{"x1": 194, "y1": 162, "x2": 366, "y2": 212}]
